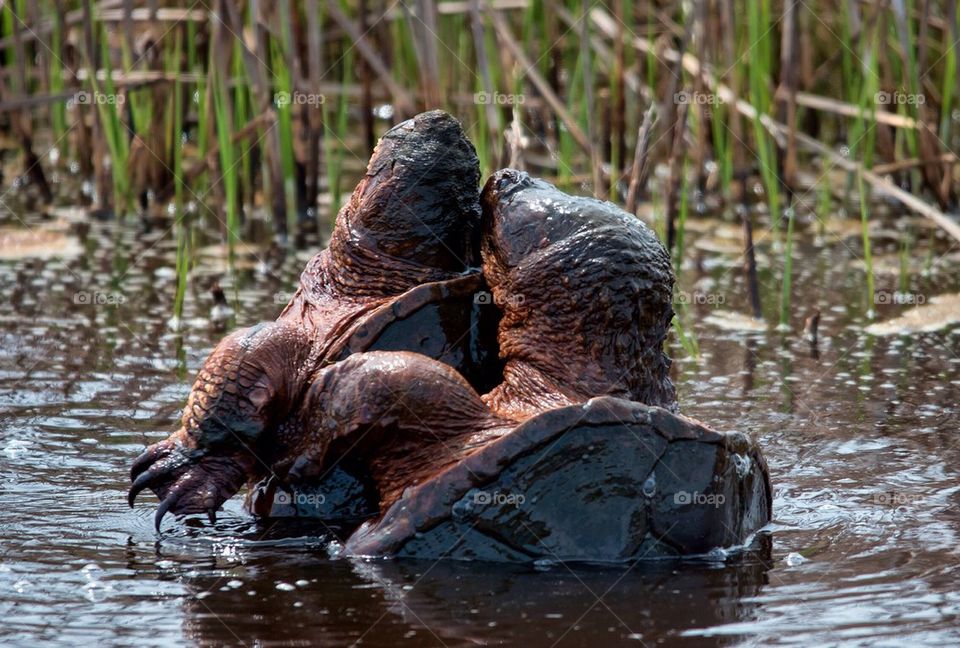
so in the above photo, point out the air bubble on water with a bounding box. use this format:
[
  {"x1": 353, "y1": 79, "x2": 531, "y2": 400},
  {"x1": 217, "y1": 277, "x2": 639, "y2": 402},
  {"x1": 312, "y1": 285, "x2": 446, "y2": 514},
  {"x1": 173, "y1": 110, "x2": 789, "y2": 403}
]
[
  {"x1": 226, "y1": 580, "x2": 243, "y2": 589},
  {"x1": 3, "y1": 439, "x2": 31, "y2": 459},
  {"x1": 785, "y1": 552, "x2": 808, "y2": 566},
  {"x1": 533, "y1": 558, "x2": 557, "y2": 571},
  {"x1": 295, "y1": 579, "x2": 309, "y2": 587},
  {"x1": 326, "y1": 540, "x2": 343, "y2": 558},
  {"x1": 276, "y1": 582, "x2": 295, "y2": 591}
]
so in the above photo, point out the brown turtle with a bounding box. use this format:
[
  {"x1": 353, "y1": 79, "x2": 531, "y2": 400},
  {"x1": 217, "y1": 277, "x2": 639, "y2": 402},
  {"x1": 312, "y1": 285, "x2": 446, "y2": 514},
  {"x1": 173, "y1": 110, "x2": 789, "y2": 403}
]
[
  {"x1": 129, "y1": 113, "x2": 771, "y2": 560},
  {"x1": 479, "y1": 169, "x2": 678, "y2": 420},
  {"x1": 128, "y1": 110, "x2": 499, "y2": 529}
]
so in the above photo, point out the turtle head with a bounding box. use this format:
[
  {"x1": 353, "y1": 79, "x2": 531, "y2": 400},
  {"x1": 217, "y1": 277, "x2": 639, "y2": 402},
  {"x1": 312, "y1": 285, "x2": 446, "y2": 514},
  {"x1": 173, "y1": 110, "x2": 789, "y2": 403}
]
[
  {"x1": 480, "y1": 169, "x2": 594, "y2": 273},
  {"x1": 332, "y1": 110, "x2": 482, "y2": 279},
  {"x1": 128, "y1": 320, "x2": 311, "y2": 530}
]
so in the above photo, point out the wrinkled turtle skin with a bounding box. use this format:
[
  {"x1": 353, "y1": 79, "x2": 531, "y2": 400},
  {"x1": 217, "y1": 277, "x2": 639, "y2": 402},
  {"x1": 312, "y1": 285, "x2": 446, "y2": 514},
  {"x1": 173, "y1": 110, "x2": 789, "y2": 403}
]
[
  {"x1": 129, "y1": 110, "x2": 500, "y2": 528},
  {"x1": 480, "y1": 169, "x2": 677, "y2": 420},
  {"x1": 129, "y1": 111, "x2": 771, "y2": 561}
]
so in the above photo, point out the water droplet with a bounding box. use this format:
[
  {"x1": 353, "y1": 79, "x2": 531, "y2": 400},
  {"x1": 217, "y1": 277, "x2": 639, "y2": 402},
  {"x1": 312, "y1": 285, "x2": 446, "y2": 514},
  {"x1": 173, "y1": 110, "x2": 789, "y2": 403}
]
[{"x1": 785, "y1": 552, "x2": 807, "y2": 566}]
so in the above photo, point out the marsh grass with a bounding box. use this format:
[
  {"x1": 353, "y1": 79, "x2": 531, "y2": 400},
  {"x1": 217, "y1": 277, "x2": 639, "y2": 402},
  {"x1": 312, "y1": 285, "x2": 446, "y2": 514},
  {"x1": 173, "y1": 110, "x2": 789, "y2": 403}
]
[
  {"x1": 858, "y1": 171, "x2": 875, "y2": 318},
  {"x1": 0, "y1": 0, "x2": 955, "y2": 338}
]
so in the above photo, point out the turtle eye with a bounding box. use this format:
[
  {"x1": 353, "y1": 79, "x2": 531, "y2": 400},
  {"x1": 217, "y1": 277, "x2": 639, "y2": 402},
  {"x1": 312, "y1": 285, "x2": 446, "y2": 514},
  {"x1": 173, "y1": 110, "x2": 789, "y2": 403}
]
[{"x1": 496, "y1": 174, "x2": 515, "y2": 191}]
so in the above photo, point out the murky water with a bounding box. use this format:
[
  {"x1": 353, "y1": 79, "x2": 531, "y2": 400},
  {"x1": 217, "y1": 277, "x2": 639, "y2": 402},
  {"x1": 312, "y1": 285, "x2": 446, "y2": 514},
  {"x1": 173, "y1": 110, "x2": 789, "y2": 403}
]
[{"x1": 2, "y1": 202, "x2": 959, "y2": 647}]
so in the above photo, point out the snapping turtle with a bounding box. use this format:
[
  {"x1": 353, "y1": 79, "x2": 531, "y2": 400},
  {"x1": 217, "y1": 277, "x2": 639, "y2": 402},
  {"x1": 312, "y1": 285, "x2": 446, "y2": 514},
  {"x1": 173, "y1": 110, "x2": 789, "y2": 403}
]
[
  {"x1": 129, "y1": 111, "x2": 771, "y2": 561},
  {"x1": 479, "y1": 169, "x2": 677, "y2": 420},
  {"x1": 128, "y1": 110, "x2": 499, "y2": 528}
]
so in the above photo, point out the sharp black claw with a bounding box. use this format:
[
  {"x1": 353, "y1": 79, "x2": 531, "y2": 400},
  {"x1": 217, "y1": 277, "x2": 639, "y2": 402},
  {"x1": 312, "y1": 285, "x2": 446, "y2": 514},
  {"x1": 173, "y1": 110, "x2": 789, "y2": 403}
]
[
  {"x1": 207, "y1": 508, "x2": 217, "y2": 525},
  {"x1": 131, "y1": 444, "x2": 165, "y2": 481},
  {"x1": 128, "y1": 470, "x2": 155, "y2": 508},
  {"x1": 155, "y1": 497, "x2": 174, "y2": 533}
]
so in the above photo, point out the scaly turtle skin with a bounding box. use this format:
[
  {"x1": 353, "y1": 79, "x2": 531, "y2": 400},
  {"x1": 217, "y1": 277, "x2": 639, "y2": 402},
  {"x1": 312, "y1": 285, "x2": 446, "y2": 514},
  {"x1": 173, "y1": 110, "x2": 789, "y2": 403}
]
[
  {"x1": 480, "y1": 169, "x2": 677, "y2": 420},
  {"x1": 129, "y1": 115, "x2": 771, "y2": 560},
  {"x1": 128, "y1": 111, "x2": 496, "y2": 529}
]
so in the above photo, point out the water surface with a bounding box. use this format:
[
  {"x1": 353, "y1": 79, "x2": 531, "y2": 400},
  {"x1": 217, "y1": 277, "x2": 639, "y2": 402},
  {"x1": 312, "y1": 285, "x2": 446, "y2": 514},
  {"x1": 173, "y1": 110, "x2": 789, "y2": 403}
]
[{"x1": 1, "y1": 205, "x2": 959, "y2": 646}]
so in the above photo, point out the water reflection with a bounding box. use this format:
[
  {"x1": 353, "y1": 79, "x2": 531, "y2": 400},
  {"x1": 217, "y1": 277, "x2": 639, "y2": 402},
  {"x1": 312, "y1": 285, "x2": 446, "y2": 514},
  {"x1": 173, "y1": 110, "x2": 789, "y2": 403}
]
[{"x1": 177, "y1": 536, "x2": 773, "y2": 647}]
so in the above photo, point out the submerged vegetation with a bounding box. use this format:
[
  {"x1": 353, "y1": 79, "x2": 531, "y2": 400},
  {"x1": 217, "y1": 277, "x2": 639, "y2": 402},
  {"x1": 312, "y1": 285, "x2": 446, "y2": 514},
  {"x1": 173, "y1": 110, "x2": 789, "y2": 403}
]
[{"x1": 0, "y1": 1, "x2": 958, "y2": 333}]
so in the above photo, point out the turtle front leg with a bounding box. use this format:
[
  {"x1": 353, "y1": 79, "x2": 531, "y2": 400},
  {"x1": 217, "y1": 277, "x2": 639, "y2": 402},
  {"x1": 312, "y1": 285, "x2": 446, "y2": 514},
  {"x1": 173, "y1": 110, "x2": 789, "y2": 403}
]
[{"x1": 259, "y1": 351, "x2": 514, "y2": 519}]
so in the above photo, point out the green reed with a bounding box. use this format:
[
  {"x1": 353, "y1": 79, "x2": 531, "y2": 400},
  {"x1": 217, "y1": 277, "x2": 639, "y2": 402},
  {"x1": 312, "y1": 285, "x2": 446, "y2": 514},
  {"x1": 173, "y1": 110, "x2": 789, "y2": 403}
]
[
  {"x1": 212, "y1": 62, "x2": 239, "y2": 254},
  {"x1": 857, "y1": 171, "x2": 875, "y2": 318},
  {"x1": 274, "y1": 0, "x2": 298, "y2": 233},
  {"x1": 325, "y1": 47, "x2": 352, "y2": 220},
  {"x1": 779, "y1": 205, "x2": 795, "y2": 329},
  {"x1": 171, "y1": 31, "x2": 190, "y2": 325},
  {"x1": 745, "y1": 0, "x2": 780, "y2": 236},
  {"x1": 92, "y1": 25, "x2": 131, "y2": 214},
  {"x1": 0, "y1": 0, "x2": 955, "y2": 331}
]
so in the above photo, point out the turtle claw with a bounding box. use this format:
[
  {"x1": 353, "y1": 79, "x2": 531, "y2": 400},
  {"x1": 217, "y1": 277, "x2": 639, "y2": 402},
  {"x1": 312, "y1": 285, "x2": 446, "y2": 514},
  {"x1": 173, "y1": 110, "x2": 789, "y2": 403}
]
[
  {"x1": 127, "y1": 444, "x2": 192, "y2": 508},
  {"x1": 130, "y1": 444, "x2": 254, "y2": 532},
  {"x1": 128, "y1": 470, "x2": 156, "y2": 508},
  {"x1": 130, "y1": 439, "x2": 174, "y2": 481},
  {"x1": 155, "y1": 496, "x2": 174, "y2": 533}
]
